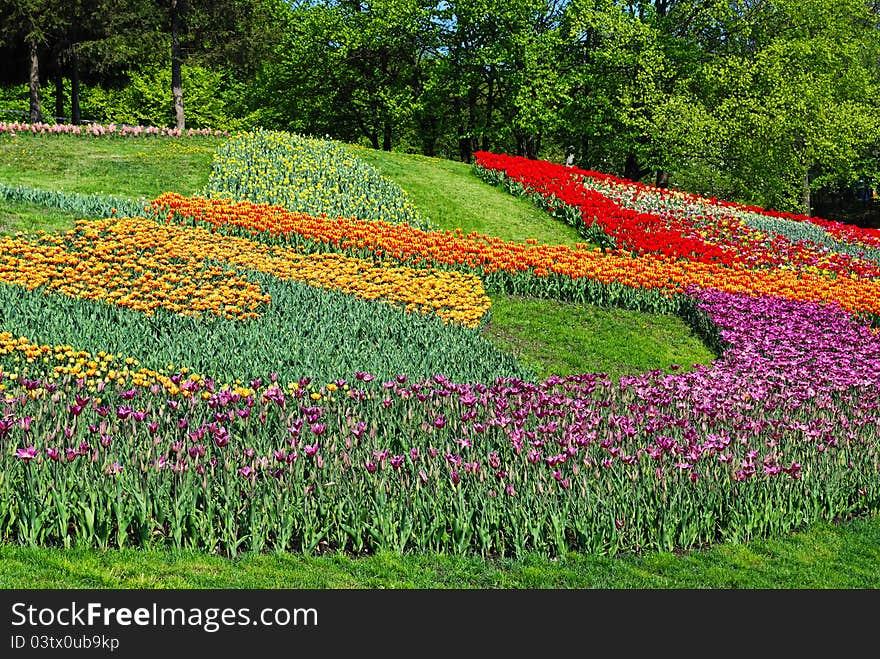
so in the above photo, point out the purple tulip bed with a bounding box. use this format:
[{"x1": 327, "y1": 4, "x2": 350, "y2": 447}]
[{"x1": 1, "y1": 284, "x2": 877, "y2": 558}]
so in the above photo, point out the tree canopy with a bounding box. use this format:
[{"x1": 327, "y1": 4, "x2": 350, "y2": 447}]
[{"x1": 1, "y1": 0, "x2": 879, "y2": 216}]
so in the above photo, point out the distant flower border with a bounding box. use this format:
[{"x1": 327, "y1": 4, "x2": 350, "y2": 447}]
[{"x1": 0, "y1": 121, "x2": 228, "y2": 138}]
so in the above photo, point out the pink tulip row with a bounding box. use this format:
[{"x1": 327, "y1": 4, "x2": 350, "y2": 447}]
[{"x1": 0, "y1": 121, "x2": 228, "y2": 138}]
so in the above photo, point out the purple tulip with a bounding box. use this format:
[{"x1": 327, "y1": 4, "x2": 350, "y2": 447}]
[
  {"x1": 119, "y1": 388, "x2": 137, "y2": 401},
  {"x1": 15, "y1": 446, "x2": 38, "y2": 461}
]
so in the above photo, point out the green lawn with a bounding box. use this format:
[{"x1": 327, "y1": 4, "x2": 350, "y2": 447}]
[
  {"x1": 0, "y1": 134, "x2": 223, "y2": 200},
  {"x1": 482, "y1": 294, "x2": 717, "y2": 381},
  {"x1": 346, "y1": 144, "x2": 584, "y2": 245},
  {"x1": 1, "y1": 513, "x2": 877, "y2": 588},
  {"x1": 0, "y1": 199, "x2": 86, "y2": 235}
]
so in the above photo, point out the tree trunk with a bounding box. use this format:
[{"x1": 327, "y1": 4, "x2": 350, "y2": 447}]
[
  {"x1": 515, "y1": 134, "x2": 540, "y2": 160},
  {"x1": 801, "y1": 168, "x2": 811, "y2": 217},
  {"x1": 459, "y1": 137, "x2": 472, "y2": 163},
  {"x1": 623, "y1": 153, "x2": 644, "y2": 182},
  {"x1": 531, "y1": 133, "x2": 541, "y2": 160},
  {"x1": 420, "y1": 116, "x2": 436, "y2": 156},
  {"x1": 459, "y1": 88, "x2": 477, "y2": 162},
  {"x1": 54, "y1": 69, "x2": 64, "y2": 121},
  {"x1": 170, "y1": 0, "x2": 186, "y2": 130},
  {"x1": 481, "y1": 69, "x2": 494, "y2": 152},
  {"x1": 382, "y1": 121, "x2": 392, "y2": 151},
  {"x1": 71, "y1": 53, "x2": 81, "y2": 124},
  {"x1": 28, "y1": 39, "x2": 43, "y2": 123}
]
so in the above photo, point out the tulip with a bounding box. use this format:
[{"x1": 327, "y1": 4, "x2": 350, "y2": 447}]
[{"x1": 15, "y1": 446, "x2": 38, "y2": 461}]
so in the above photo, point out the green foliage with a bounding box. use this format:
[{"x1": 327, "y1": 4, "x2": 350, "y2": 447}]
[
  {"x1": 0, "y1": 182, "x2": 147, "y2": 220},
  {"x1": 559, "y1": 0, "x2": 728, "y2": 182},
  {"x1": 0, "y1": 275, "x2": 531, "y2": 386},
  {"x1": 4, "y1": 0, "x2": 878, "y2": 216},
  {"x1": 253, "y1": 0, "x2": 432, "y2": 150},
  {"x1": 81, "y1": 64, "x2": 258, "y2": 131},
  {"x1": 698, "y1": 0, "x2": 880, "y2": 213},
  {"x1": 0, "y1": 83, "x2": 48, "y2": 120}
]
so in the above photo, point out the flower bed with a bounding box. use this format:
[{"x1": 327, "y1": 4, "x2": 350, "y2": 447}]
[
  {"x1": 0, "y1": 137, "x2": 876, "y2": 558},
  {"x1": 0, "y1": 121, "x2": 227, "y2": 138},
  {"x1": 473, "y1": 151, "x2": 880, "y2": 278},
  {"x1": 204, "y1": 130, "x2": 432, "y2": 231},
  {"x1": 0, "y1": 216, "x2": 488, "y2": 326},
  {"x1": 152, "y1": 193, "x2": 880, "y2": 320},
  {"x1": 0, "y1": 288, "x2": 876, "y2": 556}
]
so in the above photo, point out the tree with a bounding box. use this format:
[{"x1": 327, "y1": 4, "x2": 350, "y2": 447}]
[
  {"x1": 51, "y1": 0, "x2": 133, "y2": 123},
  {"x1": 0, "y1": 0, "x2": 67, "y2": 121},
  {"x1": 258, "y1": 0, "x2": 435, "y2": 151},
  {"x1": 425, "y1": 0, "x2": 573, "y2": 162},
  {"x1": 709, "y1": 0, "x2": 880, "y2": 214},
  {"x1": 558, "y1": 1, "x2": 733, "y2": 183},
  {"x1": 93, "y1": 0, "x2": 276, "y2": 129},
  {"x1": 429, "y1": 0, "x2": 521, "y2": 161}
]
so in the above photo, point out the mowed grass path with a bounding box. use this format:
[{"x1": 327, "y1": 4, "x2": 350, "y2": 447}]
[{"x1": 345, "y1": 144, "x2": 583, "y2": 245}]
